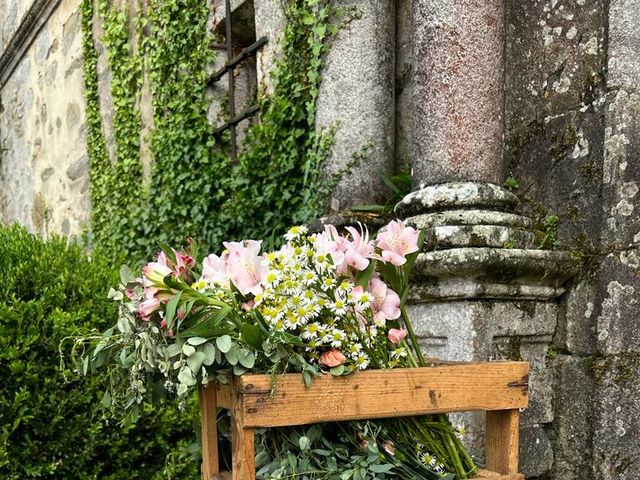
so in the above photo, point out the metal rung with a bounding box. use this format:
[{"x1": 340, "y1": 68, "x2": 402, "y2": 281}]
[
  {"x1": 208, "y1": 36, "x2": 268, "y2": 84},
  {"x1": 213, "y1": 105, "x2": 259, "y2": 135}
]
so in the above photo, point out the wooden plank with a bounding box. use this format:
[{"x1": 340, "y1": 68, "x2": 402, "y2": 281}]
[
  {"x1": 485, "y1": 409, "x2": 520, "y2": 475},
  {"x1": 199, "y1": 384, "x2": 220, "y2": 480},
  {"x1": 216, "y1": 382, "x2": 233, "y2": 410},
  {"x1": 236, "y1": 362, "x2": 528, "y2": 428},
  {"x1": 474, "y1": 470, "x2": 524, "y2": 480},
  {"x1": 231, "y1": 380, "x2": 256, "y2": 480}
]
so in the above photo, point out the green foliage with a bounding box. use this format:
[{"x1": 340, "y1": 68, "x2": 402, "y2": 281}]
[
  {"x1": 351, "y1": 171, "x2": 412, "y2": 215},
  {"x1": 0, "y1": 224, "x2": 198, "y2": 479},
  {"x1": 503, "y1": 175, "x2": 520, "y2": 191},
  {"x1": 538, "y1": 214, "x2": 561, "y2": 249},
  {"x1": 82, "y1": 0, "x2": 339, "y2": 264}
]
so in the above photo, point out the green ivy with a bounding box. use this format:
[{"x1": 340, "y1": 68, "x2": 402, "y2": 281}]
[{"x1": 81, "y1": 0, "x2": 340, "y2": 264}]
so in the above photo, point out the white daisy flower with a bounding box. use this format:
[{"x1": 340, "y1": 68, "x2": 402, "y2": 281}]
[
  {"x1": 301, "y1": 322, "x2": 321, "y2": 340},
  {"x1": 391, "y1": 347, "x2": 408, "y2": 359},
  {"x1": 354, "y1": 353, "x2": 370, "y2": 370},
  {"x1": 284, "y1": 225, "x2": 308, "y2": 241}
]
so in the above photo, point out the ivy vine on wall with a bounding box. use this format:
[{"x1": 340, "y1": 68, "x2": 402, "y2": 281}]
[{"x1": 81, "y1": 0, "x2": 340, "y2": 264}]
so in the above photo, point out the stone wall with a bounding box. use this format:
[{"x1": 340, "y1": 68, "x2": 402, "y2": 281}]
[
  {"x1": 504, "y1": 1, "x2": 640, "y2": 479},
  {"x1": 1, "y1": 1, "x2": 640, "y2": 479},
  {"x1": 0, "y1": 0, "x2": 88, "y2": 238}
]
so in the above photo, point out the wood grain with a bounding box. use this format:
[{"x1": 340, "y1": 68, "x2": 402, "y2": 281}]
[
  {"x1": 231, "y1": 381, "x2": 256, "y2": 480},
  {"x1": 231, "y1": 362, "x2": 528, "y2": 428},
  {"x1": 474, "y1": 469, "x2": 524, "y2": 479},
  {"x1": 199, "y1": 384, "x2": 219, "y2": 480},
  {"x1": 485, "y1": 409, "x2": 520, "y2": 475},
  {"x1": 216, "y1": 382, "x2": 233, "y2": 410}
]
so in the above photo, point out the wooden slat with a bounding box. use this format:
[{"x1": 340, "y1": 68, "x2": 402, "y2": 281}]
[
  {"x1": 235, "y1": 362, "x2": 528, "y2": 428},
  {"x1": 216, "y1": 382, "x2": 233, "y2": 410},
  {"x1": 485, "y1": 409, "x2": 520, "y2": 475},
  {"x1": 474, "y1": 469, "x2": 524, "y2": 480},
  {"x1": 199, "y1": 384, "x2": 220, "y2": 480},
  {"x1": 231, "y1": 383, "x2": 256, "y2": 480}
]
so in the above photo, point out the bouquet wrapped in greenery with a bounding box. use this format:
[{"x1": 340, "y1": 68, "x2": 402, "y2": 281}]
[{"x1": 78, "y1": 221, "x2": 476, "y2": 479}]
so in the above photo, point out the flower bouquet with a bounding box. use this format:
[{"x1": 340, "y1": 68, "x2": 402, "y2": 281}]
[{"x1": 77, "y1": 221, "x2": 476, "y2": 479}]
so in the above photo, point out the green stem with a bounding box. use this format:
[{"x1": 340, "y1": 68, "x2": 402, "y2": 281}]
[
  {"x1": 400, "y1": 306, "x2": 426, "y2": 367},
  {"x1": 401, "y1": 340, "x2": 418, "y2": 368}
]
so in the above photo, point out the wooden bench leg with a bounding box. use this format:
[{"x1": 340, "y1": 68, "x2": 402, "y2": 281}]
[
  {"x1": 231, "y1": 423, "x2": 255, "y2": 480},
  {"x1": 485, "y1": 409, "x2": 520, "y2": 475},
  {"x1": 200, "y1": 384, "x2": 220, "y2": 480}
]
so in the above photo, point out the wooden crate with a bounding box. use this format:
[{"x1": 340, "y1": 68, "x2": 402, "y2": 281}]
[{"x1": 199, "y1": 361, "x2": 529, "y2": 480}]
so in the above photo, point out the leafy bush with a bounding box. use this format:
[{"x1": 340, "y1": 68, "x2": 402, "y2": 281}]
[{"x1": 0, "y1": 224, "x2": 199, "y2": 479}]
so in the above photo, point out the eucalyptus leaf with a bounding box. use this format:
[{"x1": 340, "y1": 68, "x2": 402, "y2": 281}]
[
  {"x1": 216, "y1": 335, "x2": 232, "y2": 353},
  {"x1": 178, "y1": 366, "x2": 197, "y2": 387},
  {"x1": 177, "y1": 383, "x2": 188, "y2": 396},
  {"x1": 225, "y1": 346, "x2": 239, "y2": 365},
  {"x1": 303, "y1": 371, "x2": 312, "y2": 388},
  {"x1": 186, "y1": 351, "x2": 207, "y2": 373},
  {"x1": 187, "y1": 336, "x2": 208, "y2": 346},
  {"x1": 166, "y1": 343, "x2": 182, "y2": 358},
  {"x1": 233, "y1": 364, "x2": 248, "y2": 375},
  {"x1": 238, "y1": 349, "x2": 255, "y2": 369},
  {"x1": 298, "y1": 436, "x2": 310, "y2": 451},
  {"x1": 182, "y1": 343, "x2": 196, "y2": 356},
  {"x1": 101, "y1": 391, "x2": 112, "y2": 408},
  {"x1": 202, "y1": 343, "x2": 216, "y2": 366},
  {"x1": 330, "y1": 365, "x2": 345, "y2": 376},
  {"x1": 119, "y1": 264, "x2": 134, "y2": 284}
]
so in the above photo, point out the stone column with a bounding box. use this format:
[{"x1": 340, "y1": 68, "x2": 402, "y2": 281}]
[
  {"x1": 411, "y1": 0, "x2": 505, "y2": 187},
  {"x1": 254, "y1": 0, "x2": 286, "y2": 96},
  {"x1": 316, "y1": 0, "x2": 395, "y2": 213},
  {"x1": 401, "y1": 1, "x2": 579, "y2": 477}
]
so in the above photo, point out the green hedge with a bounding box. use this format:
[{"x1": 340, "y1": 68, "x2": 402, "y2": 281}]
[{"x1": 0, "y1": 224, "x2": 199, "y2": 479}]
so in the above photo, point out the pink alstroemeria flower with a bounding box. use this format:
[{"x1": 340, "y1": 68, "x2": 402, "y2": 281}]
[
  {"x1": 224, "y1": 240, "x2": 268, "y2": 296},
  {"x1": 343, "y1": 224, "x2": 375, "y2": 272},
  {"x1": 171, "y1": 248, "x2": 196, "y2": 278},
  {"x1": 139, "y1": 296, "x2": 161, "y2": 320},
  {"x1": 368, "y1": 278, "x2": 401, "y2": 324},
  {"x1": 388, "y1": 328, "x2": 407, "y2": 345},
  {"x1": 142, "y1": 260, "x2": 172, "y2": 289},
  {"x1": 202, "y1": 253, "x2": 229, "y2": 286},
  {"x1": 376, "y1": 220, "x2": 420, "y2": 266},
  {"x1": 319, "y1": 349, "x2": 347, "y2": 368},
  {"x1": 314, "y1": 227, "x2": 346, "y2": 267}
]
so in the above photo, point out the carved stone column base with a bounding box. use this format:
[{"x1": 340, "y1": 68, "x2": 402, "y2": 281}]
[{"x1": 397, "y1": 182, "x2": 579, "y2": 477}]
